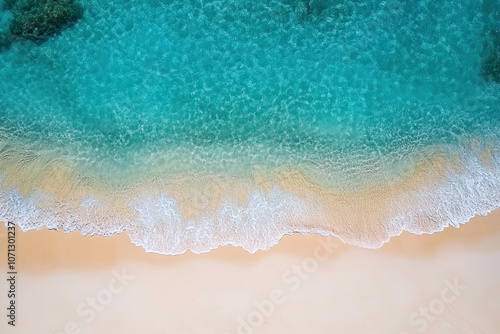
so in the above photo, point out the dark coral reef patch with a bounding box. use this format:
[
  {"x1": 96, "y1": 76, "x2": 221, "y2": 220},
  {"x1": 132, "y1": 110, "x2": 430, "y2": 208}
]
[
  {"x1": 8, "y1": 0, "x2": 83, "y2": 41},
  {"x1": 0, "y1": 0, "x2": 83, "y2": 49},
  {"x1": 482, "y1": 31, "x2": 500, "y2": 83}
]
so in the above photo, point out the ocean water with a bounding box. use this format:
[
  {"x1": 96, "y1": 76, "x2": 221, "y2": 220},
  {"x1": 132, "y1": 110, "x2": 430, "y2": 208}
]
[{"x1": 0, "y1": 0, "x2": 499, "y2": 254}]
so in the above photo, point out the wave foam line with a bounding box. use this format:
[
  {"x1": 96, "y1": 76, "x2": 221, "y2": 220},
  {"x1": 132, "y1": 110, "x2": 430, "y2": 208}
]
[{"x1": 0, "y1": 145, "x2": 499, "y2": 255}]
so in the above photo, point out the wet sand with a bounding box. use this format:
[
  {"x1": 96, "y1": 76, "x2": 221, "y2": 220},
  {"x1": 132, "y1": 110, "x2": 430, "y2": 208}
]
[
  {"x1": 3, "y1": 142, "x2": 497, "y2": 254},
  {"x1": 1, "y1": 209, "x2": 500, "y2": 334}
]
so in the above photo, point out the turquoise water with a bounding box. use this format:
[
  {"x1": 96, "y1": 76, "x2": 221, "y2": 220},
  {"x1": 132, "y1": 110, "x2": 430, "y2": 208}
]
[{"x1": 0, "y1": 0, "x2": 499, "y2": 253}]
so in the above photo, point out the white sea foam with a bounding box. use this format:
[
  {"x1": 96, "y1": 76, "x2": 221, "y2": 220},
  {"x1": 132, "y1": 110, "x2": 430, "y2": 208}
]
[
  {"x1": 0, "y1": 147, "x2": 499, "y2": 255},
  {"x1": 127, "y1": 188, "x2": 308, "y2": 254},
  {"x1": 387, "y1": 151, "x2": 500, "y2": 239}
]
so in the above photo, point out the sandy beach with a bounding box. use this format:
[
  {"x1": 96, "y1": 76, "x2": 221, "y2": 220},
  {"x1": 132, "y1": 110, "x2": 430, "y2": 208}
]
[{"x1": 1, "y1": 209, "x2": 499, "y2": 334}]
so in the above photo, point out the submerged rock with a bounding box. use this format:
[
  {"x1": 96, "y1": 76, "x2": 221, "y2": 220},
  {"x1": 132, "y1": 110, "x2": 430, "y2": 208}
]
[
  {"x1": 8, "y1": 0, "x2": 83, "y2": 41},
  {"x1": 483, "y1": 31, "x2": 500, "y2": 83}
]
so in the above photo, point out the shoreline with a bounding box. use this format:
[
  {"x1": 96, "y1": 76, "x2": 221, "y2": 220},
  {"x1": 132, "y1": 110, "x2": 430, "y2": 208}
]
[
  {"x1": 0, "y1": 209, "x2": 499, "y2": 271},
  {"x1": 0, "y1": 139, "x2": 498, "y2": 254}
]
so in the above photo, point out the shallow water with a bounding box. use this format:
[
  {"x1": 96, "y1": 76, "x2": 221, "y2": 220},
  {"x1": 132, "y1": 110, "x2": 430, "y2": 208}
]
[{"x1": 0, "y1": 0, "x2": 499, "y2": 254}]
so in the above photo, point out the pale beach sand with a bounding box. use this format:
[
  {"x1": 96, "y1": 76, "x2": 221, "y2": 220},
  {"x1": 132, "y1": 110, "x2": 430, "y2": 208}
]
[{"x1": 1, "y1": 209, "x2": 500, "y2": 334}]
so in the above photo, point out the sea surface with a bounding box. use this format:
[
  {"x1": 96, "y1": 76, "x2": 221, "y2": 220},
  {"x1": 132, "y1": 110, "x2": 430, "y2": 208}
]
[{"x1": 0, "y1": 0, "x2": 499, "y2": 254}]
